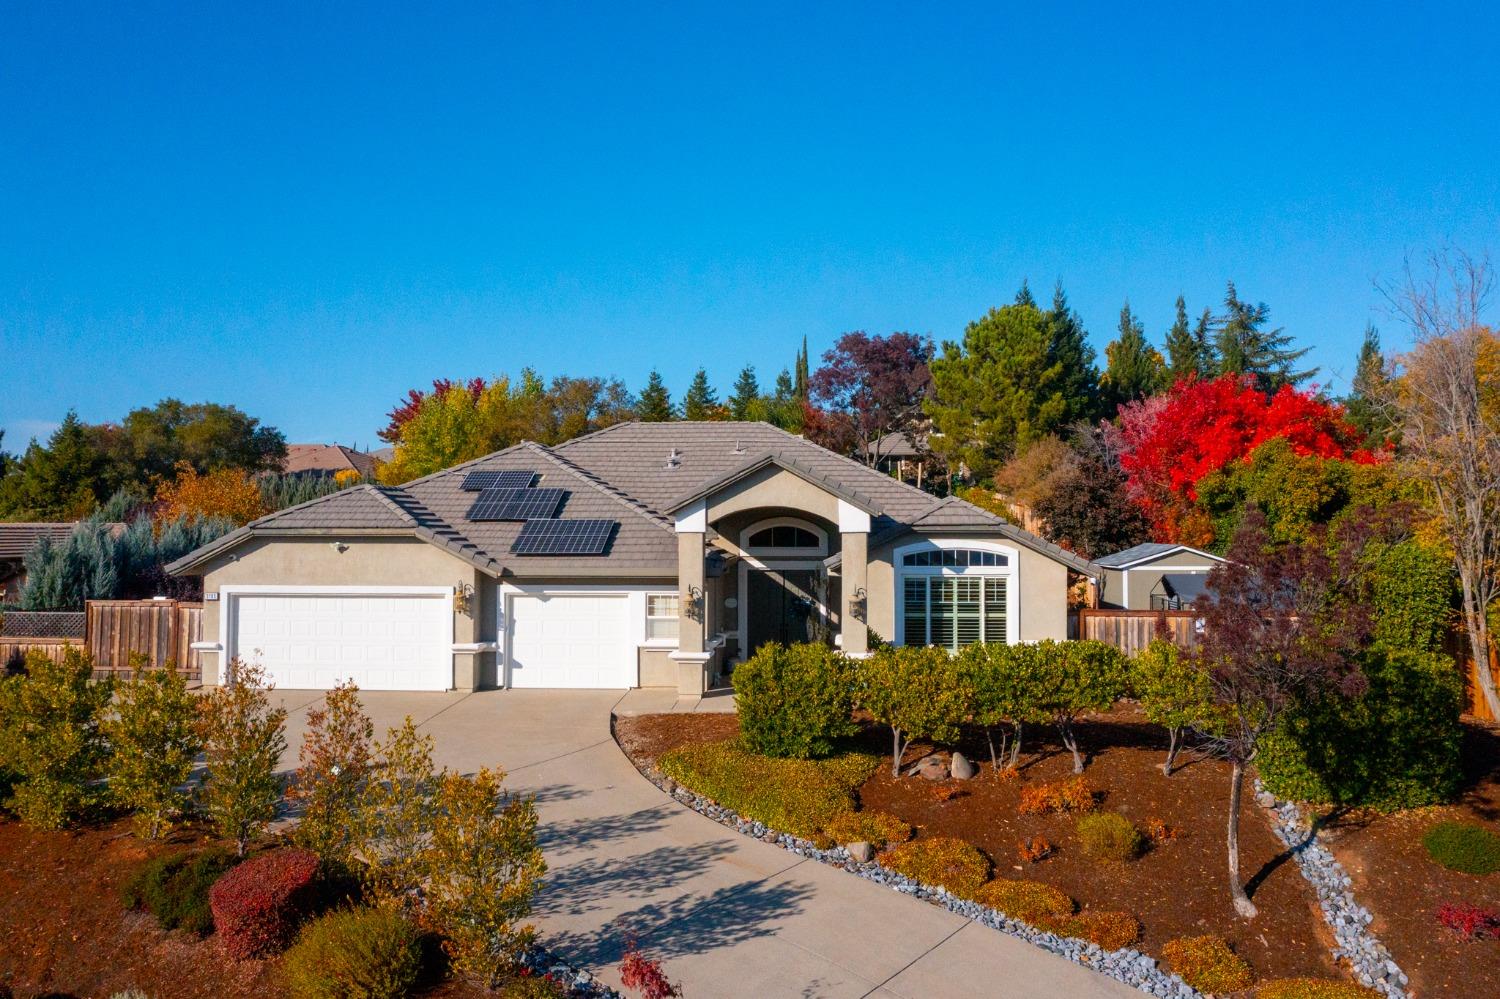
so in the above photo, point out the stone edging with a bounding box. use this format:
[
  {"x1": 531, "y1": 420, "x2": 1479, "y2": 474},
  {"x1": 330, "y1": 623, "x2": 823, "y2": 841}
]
[
  {"x1": 1254, "y1": 779, "x2": 1410, "y2": 999},
  {"x1": 517, "y1": 944, "x2": 620, "y2": 998},
  {"x1": 635, "y1": 762, "x2": 1204, "y2": 999}
]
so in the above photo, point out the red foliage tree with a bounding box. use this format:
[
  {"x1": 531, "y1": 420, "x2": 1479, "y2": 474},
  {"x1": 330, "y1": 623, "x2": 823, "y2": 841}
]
[
  {"x1": 1112, "y1": 375, "x2": 1378, "y2": 541},
  {"x1": 806, "y1": 331, "x2": 933, "y2": 462},
  {"x1": 378, "y1": 378, "x2": 485, "y2": 444}
]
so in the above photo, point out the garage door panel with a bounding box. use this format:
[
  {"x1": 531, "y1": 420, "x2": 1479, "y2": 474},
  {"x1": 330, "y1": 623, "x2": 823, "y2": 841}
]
[{"x1": 508, "y1": 593, "x2": 633, "y2": 689}]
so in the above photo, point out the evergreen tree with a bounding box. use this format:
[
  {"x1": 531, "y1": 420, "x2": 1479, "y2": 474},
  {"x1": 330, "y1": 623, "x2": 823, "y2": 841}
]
[
  {"x1": 728, "y1": 365, "x2": 761, "y2": 420},
  {"x1": 1215, "y1": 282, "x2": 1316, "y2": 389},
  {"x1": 1164, "y1": 295, "x2": 1211, "y2": 381},
  {"x1": 794, "y1": 338, "x2": 810, "y2": 400},
  {"x1": 682, "y1": 368, "x2": 722, "y2": 421},
  {"x1": 1100, "y1": 300, "x2": 1167, "y2": 413},
  {"x1": 1043, "y1": 282, "x2": 1102, "y2": 422},
  {"x1": 1014, "y1": 279, "x2": 1037, "y2": 308},
  {"x1": 773, "y1": 369, "x2": 796, "y2": 402},
  {"x1": 1343, "y1": 324, "x2": 1392, "y2": 444},
  {"x1": 0, "y1": 412, "x2": 111, "y2": 519},
  {"x1": 636, "y1": 369, "x2": 675, "y2": 422}
]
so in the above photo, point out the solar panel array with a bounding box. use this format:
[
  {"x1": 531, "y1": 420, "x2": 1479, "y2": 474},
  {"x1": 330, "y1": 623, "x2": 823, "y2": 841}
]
[
  {"x1": 511, "y1": 518, "x2": 616, "y2": 555},
  {"x1": 461, "y1": 469, "x2": 537, "y2": 492},
  {"x1": 466, "y1": 487, "x2": 566, "y2": 522}
]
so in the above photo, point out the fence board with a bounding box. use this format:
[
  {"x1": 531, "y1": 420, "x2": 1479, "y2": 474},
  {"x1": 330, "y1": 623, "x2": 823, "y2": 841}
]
[
  {"x1": 85, "y1": 600, "x2": 203, "y2": 681},
  {"x1": 1, "y1": 638, "x2": 77, "y2": 671},
  {"x1": 1076, "y1": 609, "x2": 1201, "y2": 658}
]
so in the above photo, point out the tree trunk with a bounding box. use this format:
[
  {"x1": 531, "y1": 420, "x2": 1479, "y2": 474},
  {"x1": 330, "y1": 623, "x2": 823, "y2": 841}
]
[
  {"x1": 1161, "y1": 726, "x2": 1180, "y2": 776},
  {"x1": 1009, "y1": 720, "x2": 1023, "y2": 769},
  {"x1": 1460, "y1": 578, "x2": 1500, "y2": 720},
  {"x1": 891, "y1": 727, "x2": 905, "y2": 778},
  {"x1": 1060, "y1": 720, "x2": 1084, "y2": 774},
  {"x1": 985, "y1": 729, "x2": 1000, "y2": 771},
  {"x1": 1228, "y1": 760, "x2": 1258, "y2": 918}
]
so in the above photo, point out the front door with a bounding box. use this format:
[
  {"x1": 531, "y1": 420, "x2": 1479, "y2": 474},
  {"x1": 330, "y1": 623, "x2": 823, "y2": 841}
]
[{"x1": 745, "y1": 568, "x2": 821, "y2": 657}]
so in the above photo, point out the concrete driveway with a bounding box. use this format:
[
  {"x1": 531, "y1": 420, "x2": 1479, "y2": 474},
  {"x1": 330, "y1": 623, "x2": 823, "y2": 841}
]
[{"x1": 271, "y1": 688, "x2": 1137, "y2": 999}]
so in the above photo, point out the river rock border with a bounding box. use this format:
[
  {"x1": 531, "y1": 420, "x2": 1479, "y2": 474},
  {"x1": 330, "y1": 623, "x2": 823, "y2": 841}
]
[
  {"x1": 640, "y1": 764, "x2": 1202, "y2": 999},
  {"x1": 1254, "y1": 779, "x2": 1409, "y2": 999},
  {"x1": 517, "y1": 943, "x2": 619, "y2": 998}
]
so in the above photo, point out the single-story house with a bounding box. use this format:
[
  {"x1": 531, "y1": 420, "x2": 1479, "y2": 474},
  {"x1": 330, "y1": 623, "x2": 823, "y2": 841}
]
[
  {"x1": 167, "y1": 422, "x2": 1100, "y2": 694},
  {"x1": 1094, "y1": 543, "x2": 1226, "y2": 611},
  {"x1": 283, "y1": 444, "x2": 378, "y2": 479}
]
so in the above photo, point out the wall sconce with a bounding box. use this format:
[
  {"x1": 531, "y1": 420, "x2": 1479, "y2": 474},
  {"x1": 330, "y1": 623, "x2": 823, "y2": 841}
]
[
  {"x1": 329, "y1": 541, "x2": 349, "y2": 554},
  {"x1": 685, "y1": 584, "x2": 704, "y2": 623},
  {"x1": 851, "y1": 586, "x2": 868, "y2": 623},
  {"x1": 454, "y1": 582, "x2": 474, "y2": 617}
]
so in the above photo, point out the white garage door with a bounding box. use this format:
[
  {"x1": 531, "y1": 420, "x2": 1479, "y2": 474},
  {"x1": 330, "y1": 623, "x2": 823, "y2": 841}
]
[
  {"x1": 230, "y1": 592, "x2": 452, "y2": 691},
  {"x1": 507, "y1": 593, "x2": 633, "y2": 688}
]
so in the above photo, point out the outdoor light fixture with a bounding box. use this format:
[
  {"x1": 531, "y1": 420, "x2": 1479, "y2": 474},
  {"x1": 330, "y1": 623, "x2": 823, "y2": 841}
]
[
  {"x1": 454, "y1": 582, "x2": 474, "y2": 616},
  {"x1": 852, "y1": 586, "x2": 868, "y2": 623},
  {"x1": 329, "y1": 541, "x2": 349, "y2": 553},
  {"x1": 686, "y1": 584, "x2": 704, "y2": 623}
]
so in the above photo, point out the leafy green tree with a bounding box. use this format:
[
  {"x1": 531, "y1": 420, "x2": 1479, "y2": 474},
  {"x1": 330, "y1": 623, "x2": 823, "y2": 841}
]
[
  {"x1": 354, "y1": 718, "x2": 442, "y2": 910},
  {"x1": 1014, "y1": 279, "x2": 1037, "y2": 308},
  {"x1": 1028, "y1": 640, "x2": 1128, "y2": 773},
  {"x1": 1215, "y1": 282, "x2": 1316, "y2": 389},
  {"x1": 858, "y1": 646, "x2": 966, "y2": 776},
  {"x1": 195, "y1": 659, "x2": 288, "y2": 856},
  {"x1": 1130, "y1": 641, "x2": 1213, "y2": 775},
  {"x1": 1343, "y1": 324, "x2": 1393, "y2": 444},
  {"x1": 682, "y1": 368, "x2": 724, "y2": 421},
  {"x1": 107, "y1": 399, "x2": 287, "y2": 482},
  {"x1": 1100, "y1": 300, "x2": 1168, "y2": 413},
  {"x1": 728, "y1": 365, "x2": 762, "y2": 421},
  {"x1": 1164, "y1": 295, "x2": 1212, "y2": 381},
  {"x1": 637, "y1": 369, "x2": 676, "y2": 422},
  {"x1": 288, "y1": 681, "x2": 374, "y2": 865},
  {"x1": 0, "y1": 412, "x2": 112, "y2": 519},
  {"x1": 766, "y1": 369, "x2": 806, "y2": 431},
  {"x1": 956, "y1": 642, "x2": 1038, "y2": 769},
  {"x1": 0, "y1": 647, "x2": 114, "y2": 827},
  {"x1": 107, "y1": 660, "x2": 202, "y2": 838}
]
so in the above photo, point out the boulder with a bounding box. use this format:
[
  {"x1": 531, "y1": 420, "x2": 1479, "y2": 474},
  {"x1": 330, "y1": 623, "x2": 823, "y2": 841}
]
[
  {"x1": 845, "y1": 841, "x2": 875, "y2": 863},
  {"x1": 951, "y1": 752, "x2": 978, "y2": 780},
  {"x1": 911, "y1": 755, "x2": 948, "y2": 781}
]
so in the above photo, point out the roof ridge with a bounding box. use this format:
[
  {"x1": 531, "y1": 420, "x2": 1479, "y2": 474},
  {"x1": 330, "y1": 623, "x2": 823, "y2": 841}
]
[
  {"x1": 244, "y1": 483, "x2": 393, "y2": 529},
  {"x1": 530, "y1": 444, "x2": 675, "y2": 533},
  {"x1": 364, "y1": 485, "x2": 420, "y2": 527},
  {"x1": 551, "y1": 420, "x2": 640, "y2": 449}
]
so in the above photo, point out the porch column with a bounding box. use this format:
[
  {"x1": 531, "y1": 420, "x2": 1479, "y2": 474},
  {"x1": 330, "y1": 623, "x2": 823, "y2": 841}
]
[
  {"x1": 839, "y1": 499, "x2": 871, "y2": 658},
  {"x1": 670, "y1": 500, "x2": 711, "y2": 695}
]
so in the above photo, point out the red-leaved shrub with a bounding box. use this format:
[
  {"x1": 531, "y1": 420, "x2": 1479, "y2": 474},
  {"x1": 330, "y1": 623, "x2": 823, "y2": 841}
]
[
  {"x1": 1436, "y1": 901, "x2": 1500, "y2": 941},
  {"x1": 620, "y1": 944, "x2": 680, "y2": 999},
  {"x1": 209, "y1": 847, "x2": 321, "y2": 958}
]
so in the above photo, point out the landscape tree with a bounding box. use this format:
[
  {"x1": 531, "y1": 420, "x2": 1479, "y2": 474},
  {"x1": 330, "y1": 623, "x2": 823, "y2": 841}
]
[
  {"x1": 106, "y1": 661, "x2": 201, "y2": 838},
  {"x1": 0, "y1": 647, "x2": 114, "y2": 828},
  {"x1": 637, "y1": 369, "x2": 676, "y2": 422},
  {"x1": 1214, "y1": 282, "x2": 1316, "y2": 389},
  {"x1": 1342, "y1": 325, "x2": 1393, "y2": 445},
  {"x1": 1100, "y1": 301, "x2": 1169, "y2": 415},
  {"x1": 794, "y1": 336, "x2": 810, "y2": 400},
  {"x1": 1130, "y1": 640, "x2": 1212, "y2": 775},
  {"x1": 378, "y1": 378, "x2": 485, "y2": 444},
  {"x1": 1164, "y1": 295, "x2": 1212, "y2": 380},
  {"x1": 728, "y1": 365, "x2": 761, "y2": 420},
  {"x1": 288, "y1": 681, "x2": 374, "y2": 865},
  {"x1": 103, "y1": 398, "x2": 288, "y2": 482},
  {"x1": 1027, "y1": 640, "x2": 1128, "y2": 773},
  {"x1": 1045, "y1": 283, "x2": 1102, "y2": 422},
  {"x1": 859, "y1": 645, "x2": 966, "y2": 777},
  {"x1": 956, "y1": 642, "x2": 1036, "y2": 769},
  {"x1": 681, "y1": 368, "x2": 724, "y2": 421},
  {"x1": 1189, "y1": 509, "x2": 1369, "y2": 918},
  {"x1": 807, "y1": 331, "x2": 934, "y2": 464},
  {"x1": 195, "y1": 659, "x2": 288, "y2": 856},
  {"x1": 1380, "y1": 248, "x2": 1500, "y2": 719},
  {"x1": 354, "y1": 718, "x2": 442, "y2": 909},
  {"x1": 1030, "y1": 426, "x2": 1153, "y2": 559},
  {"x1": 154, "y1": 462, "x2": 267, "y2": 526},
  {"x1": 766, "y1": 368, "x2": 806, "y2": 431},
  {"x1": 0, "y1": 412, "x2": 112, "y2": 519}
]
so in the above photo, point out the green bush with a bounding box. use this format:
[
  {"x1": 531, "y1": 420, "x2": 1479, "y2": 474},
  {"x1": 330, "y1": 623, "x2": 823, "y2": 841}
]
[
  {"x1": 283, "y1": 907, "x2": 422, "y2": 999},
  {"x1": 107, "y1": 661, "x2": 201, "y2": 839},
  {"x1": 0, "y1": 647, "x2": 114, "y2": 828},
  {"x1": 497, "y1": 975, "x2": 571, "y2": 998},
  {"x1": 122, "y1": 849, "x2": 236, "y2": 936},
  {"x1": 659, "y1": 739, "x2": 879, "y2": 839},
  {"x1": 877, "y1": 837, "x2": 991, "y2": 897},
  {"x1": 1422, "y1": 821, "x2": 1500, "y2": 875},
  {"x1": 858, "y1": 645, "x2": 967, "y2": 777},
  {"x1": 1258, "y1": 645, "x2": 1463, "y2": 811},
  {"x1": 1366, "y1": 540, "x2": 1454, "y2": 654},
  {"x1": 970, "y1": 878, "x2": 1073, "y2": 923},
  {"x1": 1074, "y1": 812, "x2": 1147, "y2": 863},
  {"x1": 823, "y1": 810, "x2": 912, "y2": 847},
  {"x1": 733, "y1": 642, "x2": 857, "y2": 759}
]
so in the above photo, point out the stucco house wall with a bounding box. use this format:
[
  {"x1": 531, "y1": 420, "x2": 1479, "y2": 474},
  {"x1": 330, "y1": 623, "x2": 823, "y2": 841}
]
[{"x1": 1099, "y1": 548, "x2": 1222, "y2": 610}]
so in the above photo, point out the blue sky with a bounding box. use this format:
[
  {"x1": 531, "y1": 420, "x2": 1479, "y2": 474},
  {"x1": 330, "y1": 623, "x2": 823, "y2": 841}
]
[{"x1": 2, "y1": 2, "x2": 1496, "y2": 450}]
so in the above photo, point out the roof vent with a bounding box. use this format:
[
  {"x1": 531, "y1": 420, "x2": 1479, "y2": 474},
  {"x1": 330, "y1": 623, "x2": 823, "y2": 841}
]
[
  {"x1": 664, "y1": 448, "x2": 682, "y2": 470},
  {"x1": 732, "y1": 439, "x2": 746, "y2": 455}
]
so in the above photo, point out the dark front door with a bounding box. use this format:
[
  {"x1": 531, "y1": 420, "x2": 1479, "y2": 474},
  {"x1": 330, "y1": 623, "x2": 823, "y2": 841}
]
[{"x1": 746, "y1": 568, "x2": 821, "y2": 657}]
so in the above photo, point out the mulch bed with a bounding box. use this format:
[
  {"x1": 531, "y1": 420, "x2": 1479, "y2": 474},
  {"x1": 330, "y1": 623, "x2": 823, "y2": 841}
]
[
  {"x1": 1317, "y1": 719, "x2": 1500, "y2": 997},
  {"x1": 616, "y1": 706, "x2": 1343, "y2": 990}
]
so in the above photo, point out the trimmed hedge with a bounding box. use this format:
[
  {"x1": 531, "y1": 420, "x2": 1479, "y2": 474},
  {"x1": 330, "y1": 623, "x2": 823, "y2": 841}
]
[
  {"x1": 733, "y1": 643, "x2": 858, "y2": 759},
  {"x1": 1258, "y1": 645, "x2": 1463, "y2": 811},
  {"x1": 823, "y1": 810, "x2": 912, "y2": 848},
  {"x1": 878, "y1": 837, "x2": 991, "y2": 898},
  {"x1": 1161, "y1": 935, "x2": 1253, "y2": 994},
  {"x1": 658, "y1": 739, "x2": 879, "y2": 839},
  {"x1": 283, "y1": 907, "x2": 422, "y2": 999},
  {"x1": 970, "y1": 878, "x2": 1073, "y2": 924},
  {"x1": 1075, "y1": 812, "x2": 1147, "y2": 863},
  {"x1": 122, "y1": 849, "x2": 236, "y2": 936},
  {"x1": 1422, "y1": 821, "x2": 1500, "y2": 875},
  {"x1": 209, "y1": 848, "x2": 322, "y2": 958},
  {"x1": 1255, "y1": 979, "x2": 1382, "y2": 999}
]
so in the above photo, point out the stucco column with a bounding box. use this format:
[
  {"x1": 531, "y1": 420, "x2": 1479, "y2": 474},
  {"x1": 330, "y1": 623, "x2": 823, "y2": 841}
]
[
  {"x1": 840, "y1": 529, "x2": 870, "y2": 657},
  {"x1": 670, "y1": 529, "x2": 711, "y2": 695}
]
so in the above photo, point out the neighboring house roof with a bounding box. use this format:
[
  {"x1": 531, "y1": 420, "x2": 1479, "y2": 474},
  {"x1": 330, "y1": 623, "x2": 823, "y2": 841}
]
[
  {"x1": 169, "y1": 422, "x2": 1099, "y2": 579},
  {"x1": 0, "y1": 522, "x2": 85, "y2": 561},
  {"x1": 858, "y1": 431, "x2": 926, "y2": 460},
  {"x1": 1094, "y1": 542, "x2": 1226, "y2": 569},
  {"x1": 283, "y1": 444, "x2": 377, "y2": 479}
]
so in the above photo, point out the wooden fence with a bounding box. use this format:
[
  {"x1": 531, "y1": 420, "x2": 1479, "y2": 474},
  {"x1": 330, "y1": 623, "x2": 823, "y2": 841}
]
[
  {"x1": 1444, "y1": 630, "x2": 1499, "y2": 723},
  {"x1": 1075, "y1": 609, "x2": 1201, "y2": 658},
  {"x1": 85, "y1": 600, "x2": 204, "y2": 680}
]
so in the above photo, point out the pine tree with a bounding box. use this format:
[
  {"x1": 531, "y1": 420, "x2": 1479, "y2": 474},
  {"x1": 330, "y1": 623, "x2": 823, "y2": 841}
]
[
  {"x1": 728, "y1": 365, "x2": 761, "y2": 420},
  {"x1": 1044, "y1": 282, "x2": 1102, "y2": 422},
  {"x1": 1343, "y1": 324, "x2": 1391, "y2": 443},
  {"x1": 1015, "y1": 279, "x2": 1037, "y2": 308},
  {"x1": 1164, "y1": 295, "x2": 1210, "y2": 381},
  {"x1": 1101, "y1": 300, "x2": 1168, "y2": 412},
  {"x1": 682, "y1": 368, "x2": 721, "y2": 421},
  {"x1": 773, "y1": 369, "x2": 796, "y2": 402},
  {"x1": 1215, "y1": 282, "x2": 1316, "y2": 389},
  {"x1": 636, "y1": 370, "x2": 675, "y2": 422},
  {"x1": 794, "y1": 338, "x2": 810, "y2": 400}
]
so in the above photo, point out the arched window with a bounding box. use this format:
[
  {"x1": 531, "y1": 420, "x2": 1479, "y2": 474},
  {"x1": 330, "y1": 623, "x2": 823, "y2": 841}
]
[
  {"x1": 740, "y1": 517, "x2": 827, "y2": 556},
  {"x1": 895, "y1": 540, "x2": 1017, "y2": 650}
]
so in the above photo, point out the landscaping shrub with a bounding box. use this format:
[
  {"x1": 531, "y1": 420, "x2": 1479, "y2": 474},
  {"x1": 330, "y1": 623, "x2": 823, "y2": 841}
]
[
  {"x1": 1258, "y1": 645, "x2": 1463, "y2": 811},
  {"x1": 1016, "y1": 837, "x2": 1053, "y2": 864},
  {"x1": 1161, "y1": 935, "x2": 1253, "y2": 994},
  {"x1": 107, "y1": 660, "x2": 201, "y2": 839},
  {"x1": 970, "y1": 878, "x2": 1072, "y2": 923},
  {"x1": 1036, "y1": 910, "x2": 1140, "y2": 950},
  {"x1": 619, "y1": 944, "x2": 681, "y2": 999},
  {"x1": 290, "y1": 681, "x2": 375, "y2": 866},
  {"x1": 1435, "y1": 901, "x2": 1500, "y2": 940},
  {"x1": 498, "y1": 975, "x2": 571, "y2": 999},
  {"x1": 209, "y1": 847, "x2": 322, "y2": 958},
  {"x1": 658, "y1": 739, "x2": 878, "y2": 839},
  {"x1": 877, "y1": 837, "x2": 990, "y2": 898},
  {"x1": 196, "y1": 658, "x2": 288, "y2": 855},
  {"x1": 822, "y1": 810, "x2": 912, "y2": 847},
  {"x1": 350, "y1": 719, "x2": 441, "y2": 909},
  {"x1": 1017, "y1": 775, "x2": 1096, "y2": 815},
  {"x1": 0, "y1": 647, "x2": 113, "y2": 828},
  {"x1": 1075, "y1": 812, "x2": 1147, "y2": 863},
  {"x1": 1028, "y1": 640, "x2": 1129, "y2": 773},
  {"x1": 122, "y1": 848, "x2": 236, "y2": 936},
  {"x1": 1129, "y1": 640, "x2": 1212, "y2": 775},
  {"x1": 858, "y1": 645, "x2": 966, "y2": 777},
  {"x1": 1422, "y1": 821, "x2": 1500, "y2": 875},
  {"x1": 733, "y1": 642, "x2": 857, "y2": 759},
  {"x1": 1255, "y1": 980, "x2": 1383, "y2": 999},
  {"x1": 956, "y1": 641, "x2": 1033, "y2": 770},
  {"x1": 282, "y1": 906, "x2": 423, "y2": 999}
]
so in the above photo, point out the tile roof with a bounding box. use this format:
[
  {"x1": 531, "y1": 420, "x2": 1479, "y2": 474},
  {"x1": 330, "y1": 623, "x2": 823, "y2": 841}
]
[
  {"x1": 0, "y1": 521, "x2": 124, "y2": 560},
  {"x1": 283, "y1": 444, "x2": 377, "y2": 479},
  {"x1": 1094, "y1": 542, "x2": 1222, "y2": 568}
]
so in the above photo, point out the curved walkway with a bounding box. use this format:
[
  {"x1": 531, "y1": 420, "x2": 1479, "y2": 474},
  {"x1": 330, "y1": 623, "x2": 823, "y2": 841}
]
[{"x1": 273, "y1": 688, "x2": 1137, "y2": 999}]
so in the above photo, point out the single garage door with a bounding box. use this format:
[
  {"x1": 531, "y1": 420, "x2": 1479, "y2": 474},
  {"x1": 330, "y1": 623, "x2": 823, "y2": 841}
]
[
  {"x1": 230, "y1": 592, "x2": 452, "y2": 691},
  {"x1": 507, "y1": 593, "x2": 633, "y2": 688}
]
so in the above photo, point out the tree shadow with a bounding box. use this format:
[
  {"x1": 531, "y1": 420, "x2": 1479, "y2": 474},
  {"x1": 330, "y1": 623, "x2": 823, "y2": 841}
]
[
  {"x1": 1244, "y1": 805, "x2": 1354, "y2": 901},
  {"x1": 536, "y1": 803, "x2": 676, "y2": 853},
  {"x1": 537, "y1": 839, "x2": 737, "y2": 915}
]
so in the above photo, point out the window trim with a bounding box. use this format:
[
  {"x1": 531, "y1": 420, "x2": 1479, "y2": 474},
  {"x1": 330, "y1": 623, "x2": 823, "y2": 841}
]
[
  {"x1": 739, "y1": 516, "x2": 828, "y2": 557},
  {"x1": 894, "y1": 539, "x2": 1019, "y2": 648},
  {"x1": 644, "y1": 591, "x2": 681, "y2": 646}
]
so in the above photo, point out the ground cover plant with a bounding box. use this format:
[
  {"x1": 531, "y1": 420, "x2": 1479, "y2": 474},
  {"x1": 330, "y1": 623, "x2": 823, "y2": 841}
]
[
  {"x1": 969, "y1": 878, "x2": 1073, "y2": 923},
  {"x1": 822, "y1": 809, "x2": 912, "y2": 847},
  {"x1": 1254, "y1": 980, "x2": 1383, "y2": 999},
  {"x1": 1435, "y1": 900, "x2": 1500, "y2": 940},
  {"x1": 1074, "y1": 812, "x2": 1147, "y2": 863},
  {"x1": 282, "y1": 906, "x2": 423, "y2": 999},
  {"x1": 121, "y1": 848, "x2": 236, "y2": 936},
  {"x1": 1421, "y1": 820, "x2": 1500, "y2": 875},
  {"x1": 876, "y1": 837, "x2": 990, "y2": 897},
  {"x1": 1161, "y1": 934, "x2": 1253, "y2": 994}
]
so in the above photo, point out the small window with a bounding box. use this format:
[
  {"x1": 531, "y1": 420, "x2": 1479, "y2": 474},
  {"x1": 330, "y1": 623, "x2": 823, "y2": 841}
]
[
  {"x1": 748, "y1": 525, "x2": 820, "y2": 549},
  {"x1": 901, "y1": 548, "x2": 1007, "y2": 568},
  {"x1": 646, "y1": 594, "x2": 680, "y2": 641}
]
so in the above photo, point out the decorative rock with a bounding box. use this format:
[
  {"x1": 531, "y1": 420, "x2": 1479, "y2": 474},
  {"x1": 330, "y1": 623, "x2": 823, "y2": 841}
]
[
  {"x1": 1255, "y1": 790, "x2": 1276, "y2": 808},
  {"x1": 845, "y1": 841, "x2": 875, "y2": 863},
  {"x1": 912, "y1": 755, "x2": 948, "y2": 781},
  {"x1": 951, "y1": 752, "x2": 978, "y2": 780}
]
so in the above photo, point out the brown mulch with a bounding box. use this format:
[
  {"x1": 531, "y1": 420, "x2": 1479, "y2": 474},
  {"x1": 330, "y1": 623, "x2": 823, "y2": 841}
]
[
  {"x1": 616, "y1": 707, "x2": 1342, "y2": 990},
  {"x1": 1317, "y1": 719, "x2": 1500, "y2": 997}
]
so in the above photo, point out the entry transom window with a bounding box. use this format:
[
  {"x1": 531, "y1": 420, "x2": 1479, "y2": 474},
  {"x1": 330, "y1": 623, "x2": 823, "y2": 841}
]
[
  {"x1": 646, "y1": 594, "x2": 680, "y2": 641},
  {"x1": 902, "y1": 548, "x2": 1008, "y2": 568},
  {"x1": 902, "y1": 577, "x2": 1009, "y2": 650},
  {"x1": 748, "y1": 525, "x2": 820, "y2": 549}
]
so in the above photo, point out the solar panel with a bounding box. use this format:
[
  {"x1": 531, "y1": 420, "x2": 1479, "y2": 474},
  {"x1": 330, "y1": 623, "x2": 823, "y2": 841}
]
[
  {"x1": 461, "y1": 469, "x2": 536, "y2": 492},
  {"x1": 511, "y1": 519, "x2": 617, "y2": 556},
  {"x1": 466, "y1": 488, "x2": 566, "y2": 521}
]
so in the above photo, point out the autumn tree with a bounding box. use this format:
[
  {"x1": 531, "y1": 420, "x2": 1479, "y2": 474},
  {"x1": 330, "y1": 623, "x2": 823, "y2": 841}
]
[
  {"x1": 288, "y1": 681, "x2": 374, "y2": 865},
  {"x1": 637, "y1": 370, "x2": 676, "y2": 422},
  {"x1": 1100, "y1": 301, "x2": 1167, "y2": 414},
  {"x1": 107, "y1": 660, "x2": 202, "y2": 838},
  {"x1": 807, "y1": 331, "x2": 933, "y2": 463},
  {"x1": 155, "y1": 462, "x2": 266, "y2": 526},
  {"x1": 196, "y1": 659, "x2": 288, "y2": 856}
]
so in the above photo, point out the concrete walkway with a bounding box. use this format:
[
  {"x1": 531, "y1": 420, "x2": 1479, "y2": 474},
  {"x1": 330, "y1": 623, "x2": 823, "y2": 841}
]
[{"x1": 271, "y1": 689, "x2": 1137, "y2": 999}]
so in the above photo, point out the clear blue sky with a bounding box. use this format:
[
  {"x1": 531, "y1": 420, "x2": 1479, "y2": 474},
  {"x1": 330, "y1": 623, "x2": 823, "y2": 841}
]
[{"x1": 3, "y1": 2, "x2": 1496, "y2": 450}]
